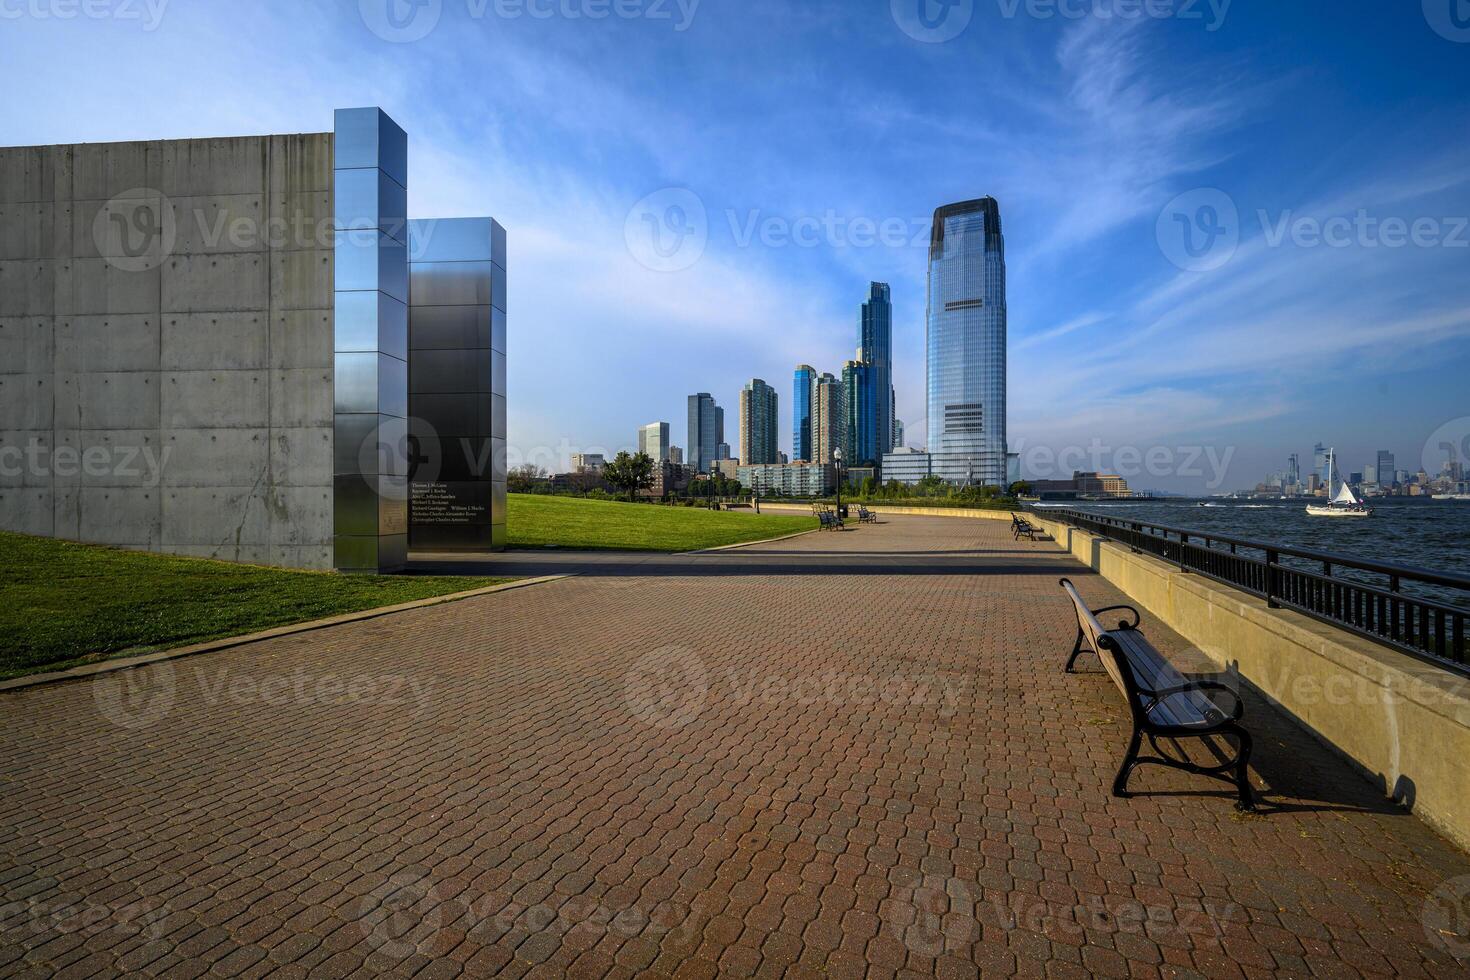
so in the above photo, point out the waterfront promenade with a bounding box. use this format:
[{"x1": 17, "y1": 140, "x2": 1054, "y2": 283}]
[{"x1": 3, "y1": 515, "x2": 1469, "y2": 977}]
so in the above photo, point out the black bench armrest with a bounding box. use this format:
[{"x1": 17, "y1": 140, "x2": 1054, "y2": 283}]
[
  {"x1": 1091, "y1": 605, "x2": 1140, "y2": 630},
  {"x1": 1148, "y1": 680, "x2": 1245, "y2": 722}
]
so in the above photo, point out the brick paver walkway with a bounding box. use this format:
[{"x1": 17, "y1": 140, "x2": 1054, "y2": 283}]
[{"x1": 4, "y1": 515, "x2": 1470, "y2": 978}]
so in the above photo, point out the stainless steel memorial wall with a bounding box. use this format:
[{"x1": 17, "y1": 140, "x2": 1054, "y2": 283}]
[
  {"x1": 407, "y1": 218, "x2": 507, "y2": 552},
  {"x1": 332, "y1": 107, "x2": 411, "y2": 573}
]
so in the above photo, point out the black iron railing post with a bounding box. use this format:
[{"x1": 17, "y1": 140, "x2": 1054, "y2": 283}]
[{"x1": 1266, "y1": 549, "x2": 1280, "y2": 609}]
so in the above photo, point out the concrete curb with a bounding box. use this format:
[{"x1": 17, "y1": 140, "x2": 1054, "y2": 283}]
[
  {"x1": 682, "y1": 525, "x2": 824, "y2": 554},
  {"x1": 0, "y1": 574, "x2": 572, "y2": 693}
]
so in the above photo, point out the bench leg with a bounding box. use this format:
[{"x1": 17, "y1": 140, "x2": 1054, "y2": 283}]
[
  {"x1": 1113, "y1": 728, "x2": 1142, "y2": 798},
  {"x1": 1065, "y1": 627, "x2": 1088, "y2": 673},
  {"x1": 1230, "y1": 727, "x2": 1256, "y2": 812}
]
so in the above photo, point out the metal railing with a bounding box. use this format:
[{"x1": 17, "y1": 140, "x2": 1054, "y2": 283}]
[{"x1": 1035, "y1": 508, "x2": 1470, "y2": 675}]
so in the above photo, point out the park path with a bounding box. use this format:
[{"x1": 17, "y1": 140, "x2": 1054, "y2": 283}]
[{"x1": 2, "y1": 515, "x2": 1469, "y2": 978}]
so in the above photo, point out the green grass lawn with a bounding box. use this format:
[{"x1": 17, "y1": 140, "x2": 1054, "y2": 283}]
[
  {"x1": 0, "y1": 532, "x2": 509, "y2": 680},
  {"x1": 507, "y1": 494, "x2": 816, "y2": 552}
]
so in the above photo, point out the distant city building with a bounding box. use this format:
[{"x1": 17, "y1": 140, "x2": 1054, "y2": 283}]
[
  {"x1": 812, "y1": 373, "x2": 844, "y2": 465},
  {"x1": 639, "y1": 422, "x2": 671, "y2": 462},
  {"x1": 1028, "y1": 472, "x2": 1132, "y2": 499},
  {"x1": 709, "y1": 459, "x2": 740, "y2": 480},
  {"x1": 739, "y1": 379, "x2": 780, "y2": 465},
  {"x1": 893, "y1": 418, "x2": 905, "y2": 449},
  {"x1": 569, "y1": 453, "x2": 606, "y2": 471},
  {"x1": 1377, "y1": 451, "x2": 1397, "y2": 487},
  {"x1": 640, "y1": 461, "x2": 694, "y2": 500},
  {"x1": 1287, "y1": 453, "x2": 1301, "y2": 488},
  {"x1": 716, "y1": 442, "x2": 732, "y2": 460},
  {"x1": 669, "y1": 446, "x2": 684, "y2": 465},
  {"x1": 860, "y1": 282, "x2": 895, "y2": 459},
  {"x1": 738, "y1": 462, "x2": 836, "y2": 497},
  {"x1": 687, "y1": 394, "x2": 724, "y2": 473},
  {"x1": 778, "y1": 451, "x2": 788, "y2": 464},
  {"x1": 793, "y1": 365, "x2": 816, "y2": 463},
  {"x1": 841, "y1": 360, "x2": 876, "y2": 466},
  {"x1": 881, "y1": 448, "x2": 932, "y2": 486},
  {"x1": 1314, "y1": 444, "x2": 1329, "y2": 484},
  {"x1": 927, "y1": 198, "x2": 1007, "y2": 486}
]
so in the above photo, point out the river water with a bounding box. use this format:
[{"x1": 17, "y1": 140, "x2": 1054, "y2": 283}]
[{"x1": 1036, "y1": 497, "x2": 1470, "y2": 608}]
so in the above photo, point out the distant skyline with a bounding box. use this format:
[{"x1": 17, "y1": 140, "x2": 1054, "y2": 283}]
[{"x1": 5, "y1": 1, "x2": 1467, "y2": 491}]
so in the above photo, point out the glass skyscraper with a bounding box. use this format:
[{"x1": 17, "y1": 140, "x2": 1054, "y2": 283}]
[
  {"x1": 793, "y1": 365, "x2": 815, "y2": 462},
  {"x1": 926, "y1": 198, "x2": 1007, "y2": 486},
  {"x1": 688, "y1": 393, "x2": 724, "y2": 473},
  {"x1": 860, "y1": 283, "x2": 894, "y2": 461},
  {"x1": 740, "y1": 379, "x2": 779, "y2": 465},
  {"x1": 842, "y1": 360, "x2": 875, "y2": 466},
  {"x1": 639, "y1": 422, "x2": 670, "y2": 462}
]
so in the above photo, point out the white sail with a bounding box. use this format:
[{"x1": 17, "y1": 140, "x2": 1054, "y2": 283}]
[{"x1": 1331, "y1": 481, "x2": 1359, "y2": 506}]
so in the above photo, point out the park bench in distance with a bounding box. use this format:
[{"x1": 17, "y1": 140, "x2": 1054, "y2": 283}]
[
  {"x1": 812, "y1": 505, "x2": 845, "y2": 531},
  {"x1": 857, "y1": 506, "x2": 878, "y2": 524},
  {"x1": 1012, "y1": 513, "x2": 1042, "y2": 540},
  {"x1": 1059, "y1": 578, "x2": 1256, "y2": 811}
]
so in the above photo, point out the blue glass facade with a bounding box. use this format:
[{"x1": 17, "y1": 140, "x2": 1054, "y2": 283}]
[
  {"x1": 688, "y1": 393, "x2": 723, "y2": 473},
  {"x1": 793, "y1": 365, "x2": 815, "y2": 462},
  {"x1": 860, "y1": 283, "x2": 893, "y2": 462},
  {"x1": 842, "y1": 360, "x2": 874, "y2": 466},
  {"x1": 926, "y1": 198, "x2": 1007, "y2": 486}
]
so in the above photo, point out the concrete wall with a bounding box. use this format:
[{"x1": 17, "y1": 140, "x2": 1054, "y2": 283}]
[
  {"x1": 1031, "y1": 513, "x2": 1470, "y2": 853},
  {"x1": 0, "y1": 135, "x2": 336, "y2": 568}
]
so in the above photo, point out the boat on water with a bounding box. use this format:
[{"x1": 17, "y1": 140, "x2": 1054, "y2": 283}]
[{"x1": 1306, "y1": 449, "x2": 1373, "y2": 517}]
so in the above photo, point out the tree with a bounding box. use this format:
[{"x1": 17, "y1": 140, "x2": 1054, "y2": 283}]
[
  {"x1": 602, "y1": 451, "x2": 656, "y2": 501},
  {"x1": 508, "y1": 463, "x2": 548, "y2": 494},
  {"x1": 1009, "y1": 480, "x2": 1033, "y2": 497},
  {"x1": 915, "y1": 475, "x2": 947, "y2": 497}
]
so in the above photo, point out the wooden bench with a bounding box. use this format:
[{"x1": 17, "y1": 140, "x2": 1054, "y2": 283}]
[
  {"x1": 1012, "y1": 514, "x2": 1041, "y2": 541},
  {"x1": 1059, "y1": 578, "x2": 1255, "y2": 810},
  {"x1": 816, "y1": 510, "x2": 844, "y2": 531},
  {"x1": 857, "y1": 506, "x2": 878, "y2": 524}
]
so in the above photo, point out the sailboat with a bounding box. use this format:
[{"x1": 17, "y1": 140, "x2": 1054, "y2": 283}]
[{"x1": 1306, "y1": 449, "x2": 1373, "y2": 517}]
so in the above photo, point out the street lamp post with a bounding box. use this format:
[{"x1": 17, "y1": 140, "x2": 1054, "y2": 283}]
[{"x1": 833, "y1": 449, "x2": 844, "y2": 523}]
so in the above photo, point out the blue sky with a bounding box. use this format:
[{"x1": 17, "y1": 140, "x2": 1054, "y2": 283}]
[{"x1": 4, "y1": 0, "x2": 1468, "y2": 490}]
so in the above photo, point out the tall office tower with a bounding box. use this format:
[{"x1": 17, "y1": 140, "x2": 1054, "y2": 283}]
[
  {"x1": 1314, "y1": 444, "x2": 1329, "y2": 483},
  {"x1": 842, "y1": 360, "x2": 875, "y2": 465},
  {"x1": 893, "y1": 419, "x2": 905, "y2": 449},
  {"x1": 793, "y1": 365, "x2": 816, "y2": 462},
  {"x1": 1287, "y1": 453, "x2": 1300, "y2": 487},
  {"x1": 687, "y1": 394, "x2": 722, "y2": 473},
  {"x1": 639, "y1": 422, "x2": 671, "y2": 462},
  {"x1": 927, "y1": 198, "x2": 1007, "y2": 486},
  {"x1": 740, "y1": 379, "x2": 780, "y2": 465},
  {"x1": 811, "y1": 372, "x2": 845, "y2": 465},
  {"x1": 1377, "y1": 451, "x2": 1397, "y2": 487},
  {"x1": 860, "y1": 283, "x2": 894, "y2": 458},
  {"x1": 669, "y1": 446, "x2": 684, "y2": 465}
]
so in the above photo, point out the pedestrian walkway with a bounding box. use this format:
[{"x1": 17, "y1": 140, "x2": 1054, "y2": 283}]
[{"x1": 3, "y1": 515, "x2": 1468, "y2": 978}]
